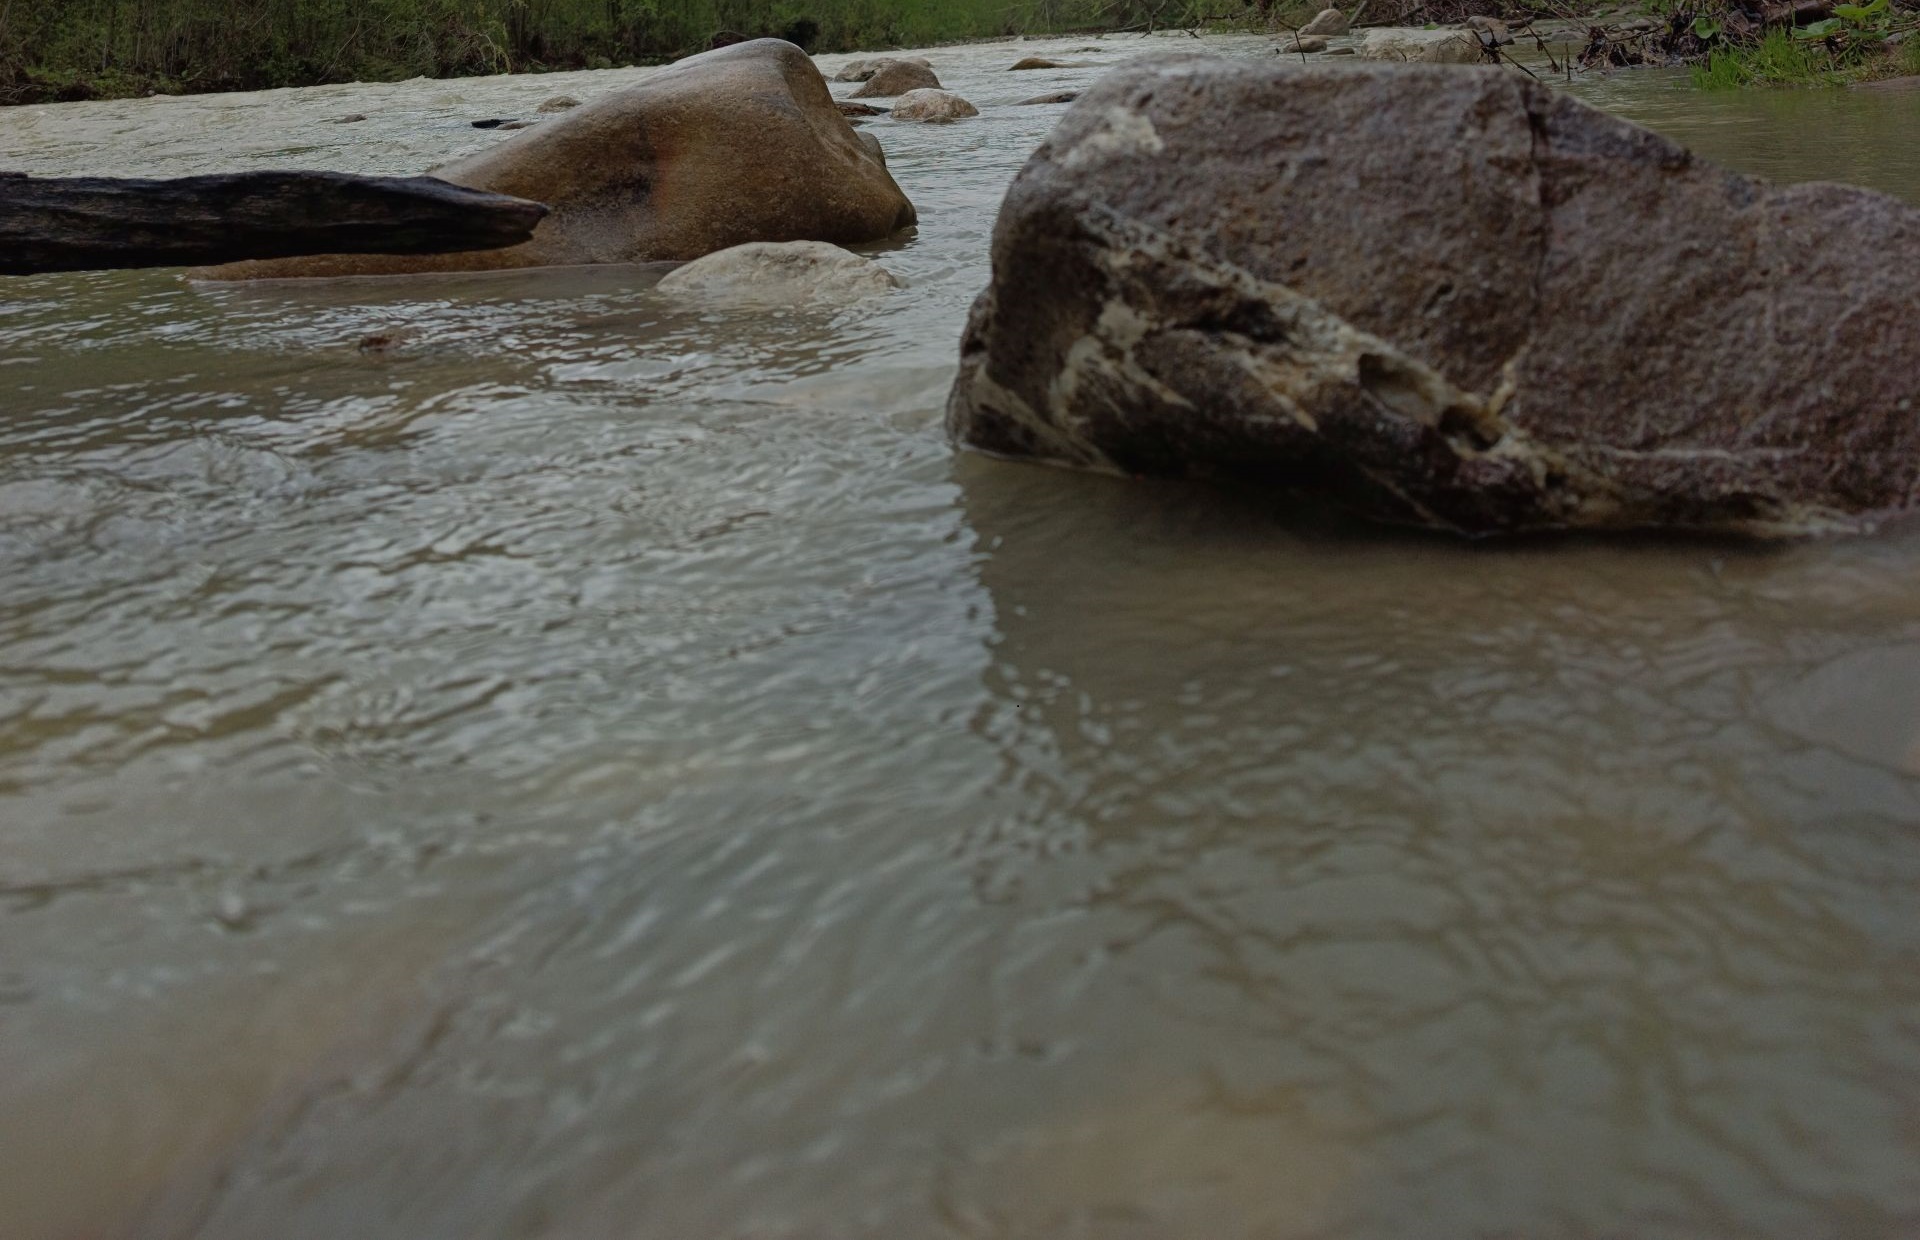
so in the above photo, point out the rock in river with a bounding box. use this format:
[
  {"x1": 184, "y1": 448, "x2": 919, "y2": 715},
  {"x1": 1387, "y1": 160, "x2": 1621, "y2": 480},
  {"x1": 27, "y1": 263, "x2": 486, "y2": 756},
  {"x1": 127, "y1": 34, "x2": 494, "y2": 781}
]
[
  {"x1": 1465, "y1": 15, "x2": 1516, "y2": 45},
  {"x1": 891, "y1": 89, "x2": 980, "y2": 122},
  {"x1": 1358, "y1": 28, "x2": 1484, "y2": 62},
  {"x1": 656, "y1": 240, "x2": 902, "y2": 303},
  {"x1": 849, "y1": 59, "x2": 942, "y2": 97},
  {"x1": 945, "y1": 60, "x2": 1920, "y2": 536},
  {"x1": 1298, "y1": 7, "x2": 1351, "y2": 35},
  {"x1": 198, "y1": 40, "x2": 916, "y2": 279},
  {"x1": 833, "y1": 55, "x2": 930, "y2": 82}
]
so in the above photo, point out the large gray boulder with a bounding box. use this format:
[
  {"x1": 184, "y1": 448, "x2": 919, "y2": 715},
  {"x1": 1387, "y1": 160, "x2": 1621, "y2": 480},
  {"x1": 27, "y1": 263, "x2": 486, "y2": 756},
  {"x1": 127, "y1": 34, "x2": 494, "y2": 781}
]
[
  {"x1": 946, "y1": 60, "x2": 1920, "y2": 536},
  {"x1": 199, "y1": 40, "x2": 915, "y2": 279}
]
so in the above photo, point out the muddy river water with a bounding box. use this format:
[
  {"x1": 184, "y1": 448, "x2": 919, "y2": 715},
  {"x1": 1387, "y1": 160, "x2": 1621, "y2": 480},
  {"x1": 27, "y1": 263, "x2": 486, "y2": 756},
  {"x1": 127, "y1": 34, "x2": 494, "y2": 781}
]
[{"x1": 4, "y1": 32, "x2": 1920, "y2": 1240}]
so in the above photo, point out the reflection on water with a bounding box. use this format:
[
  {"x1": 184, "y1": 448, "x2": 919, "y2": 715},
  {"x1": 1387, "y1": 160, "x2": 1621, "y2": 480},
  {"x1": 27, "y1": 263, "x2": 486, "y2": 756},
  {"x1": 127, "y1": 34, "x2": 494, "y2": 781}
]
[{"x1": 3, "y1": 36, "x2": 1920, "y2": 1240}]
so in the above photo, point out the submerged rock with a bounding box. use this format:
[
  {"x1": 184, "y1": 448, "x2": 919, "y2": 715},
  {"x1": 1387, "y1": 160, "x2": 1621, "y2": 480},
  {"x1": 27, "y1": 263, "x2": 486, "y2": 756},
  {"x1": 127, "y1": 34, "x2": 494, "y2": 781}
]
[
  {"x1": 849, "y1": 59, "x2": 942, "y2": 97},
  {"x1": 196, "y1": 40, "x2": 915, "y2": 279},
  {"x1": 656, "y1": 240, "x2": 901, "y2": 303},
  {"x1": 1018, "y1": 90, "x2": 1082, "y2": 104},
  {"x1": 1009, "y1": 56, "x2": 1073, "y2": 70},
  {"x1": 1298, "y1": 7, "x2": 1351, "y2": 35},
  {"x1": 1281, "y1": 34, "x2": 1330, "y2": 52},
  {"x1": 536, "y1": 95, "x2": 581, "y2": 113},
  {"x1": 835, "y1": 100, "x2": 883, "y2": 116},
  {"x1": 1358, "y1": 28, "x2": 1483, "y2": 62},
  {"x1": 890, "y1": 89, "x2": 979, "y2": 122},
  {"x1": 945, "y1": 60, "x2": 1920, "y2": 537}
]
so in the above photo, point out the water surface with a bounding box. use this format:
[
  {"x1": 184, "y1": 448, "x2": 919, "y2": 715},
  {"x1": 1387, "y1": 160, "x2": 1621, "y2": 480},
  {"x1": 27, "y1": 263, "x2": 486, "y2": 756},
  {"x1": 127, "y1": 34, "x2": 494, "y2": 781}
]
[{"x1": 4, "y1": 35, "x2": 1920, "y2": 1240}]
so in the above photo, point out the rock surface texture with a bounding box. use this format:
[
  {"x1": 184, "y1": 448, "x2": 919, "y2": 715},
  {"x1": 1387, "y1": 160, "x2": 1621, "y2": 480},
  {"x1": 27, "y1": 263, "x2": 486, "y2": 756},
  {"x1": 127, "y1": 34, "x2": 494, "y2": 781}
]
[
  {"x1": 890, "y1": 89, "x2": 980, "y2": 122},
  {"x1": 655, "y1": 240, "x2": 901, "y2": 302},
  {"x1": 1358, "y1": 28, "x2": 1484, "y2": 62},
  {"x1": 945, "y1": 60, "x2": 1920, "y2": 536},
  {"x1": 199, "y1": 40, "x2": 915, "y2": 279},
  {"x1": 849, "y1": 59, "x2": 942, "y2": 97}
]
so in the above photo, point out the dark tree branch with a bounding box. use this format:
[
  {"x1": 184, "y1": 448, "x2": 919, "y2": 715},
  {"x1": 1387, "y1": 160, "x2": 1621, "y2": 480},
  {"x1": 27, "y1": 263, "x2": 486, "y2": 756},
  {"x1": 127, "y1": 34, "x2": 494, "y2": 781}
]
[{"x1": 0, "y1": 171, "x2": 548, "y2": 276}]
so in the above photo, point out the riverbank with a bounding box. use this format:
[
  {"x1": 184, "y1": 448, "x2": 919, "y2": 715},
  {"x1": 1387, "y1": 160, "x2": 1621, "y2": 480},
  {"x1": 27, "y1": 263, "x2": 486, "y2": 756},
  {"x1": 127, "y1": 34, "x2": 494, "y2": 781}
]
[
  {"x1": 1, "y1": 0, "x2": 1138, "y2": 104},
  {"x1": 2, "y1": 0, "x2": 1273, "y2": 104}
]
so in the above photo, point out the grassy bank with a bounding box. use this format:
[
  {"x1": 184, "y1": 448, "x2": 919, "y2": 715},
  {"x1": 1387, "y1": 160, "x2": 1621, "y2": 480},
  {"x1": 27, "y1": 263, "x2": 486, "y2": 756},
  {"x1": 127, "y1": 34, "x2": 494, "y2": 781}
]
[
  {"x1": 1677, "y1": 0, "x2": 1920, "y2": 86},
  {"x1": 1691, "y1": 27, "x2": 1919, "y2": 86},
  {"x1": 0, "y1": 0, "x2": 1240, "y2": 104}
]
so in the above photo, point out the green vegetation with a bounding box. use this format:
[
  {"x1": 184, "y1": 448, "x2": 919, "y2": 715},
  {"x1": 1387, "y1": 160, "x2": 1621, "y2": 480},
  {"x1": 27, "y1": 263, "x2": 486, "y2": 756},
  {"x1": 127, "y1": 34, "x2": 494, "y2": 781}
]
[
  {"x1": 4, "y1": 0, "x2": 1909, "y2": 103},
  {"x1": 1684, "y1": 0, "x2": 1919, "y2": 86},
  {"x1": 0, "y1": 0, "x2": 1247, "y2": 104},
  {"x1": 1690, "y1": 28, "x2": 1840, "y2": 85}
]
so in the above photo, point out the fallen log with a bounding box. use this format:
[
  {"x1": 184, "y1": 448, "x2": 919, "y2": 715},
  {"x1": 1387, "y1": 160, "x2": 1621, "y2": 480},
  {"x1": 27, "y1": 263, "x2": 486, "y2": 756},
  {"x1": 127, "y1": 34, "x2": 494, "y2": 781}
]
[
  {"x1": 1760, "y1": 0, "x2": 1832, "y2": 23},
  {"x1": 0, "y1": 171, "x2": 548, "y2": 276}
]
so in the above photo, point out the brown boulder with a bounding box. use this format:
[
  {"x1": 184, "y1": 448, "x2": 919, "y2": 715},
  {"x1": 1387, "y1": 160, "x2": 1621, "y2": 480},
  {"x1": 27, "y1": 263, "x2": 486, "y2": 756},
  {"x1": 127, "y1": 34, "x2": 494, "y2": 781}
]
[
  {"x1": 890, "y1": 89, "x2": 979, "y2": 122},
  {"x1": 1297, "y1": 7, "x2": 1350, "y2": 35},
  {"x1": 1009, "y1": 57, "x2": 1072, "y2": 70},
  {"x1": 946, "y1": 60, "x2": 1920, "y2": 536},
  {"x1": 199, "y1": 40, "x2": 915, "y2": 280},
  {"x1": 832, "y1": 55, "x2": 929, "y2": 82},
  {"x1": 849, "y1": 59, "x2": 943, "y2": 97}
]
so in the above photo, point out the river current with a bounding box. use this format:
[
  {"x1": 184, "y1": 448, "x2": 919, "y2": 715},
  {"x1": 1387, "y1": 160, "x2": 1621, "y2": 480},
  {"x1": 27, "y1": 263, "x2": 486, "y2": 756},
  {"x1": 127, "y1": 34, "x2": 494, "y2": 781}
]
[{"x1": 4, "y1": 32, "x2": 1920, "y2": 1240}]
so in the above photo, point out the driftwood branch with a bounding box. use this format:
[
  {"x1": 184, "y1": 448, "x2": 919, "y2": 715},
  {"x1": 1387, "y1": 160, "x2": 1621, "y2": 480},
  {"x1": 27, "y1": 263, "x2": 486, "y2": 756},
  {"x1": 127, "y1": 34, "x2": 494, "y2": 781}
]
[
  {"x1": 1760, "y1": 0, "x2": 1832, "y2": 23},
  {"x1": 0, "y1": 171, "x2": 548, "y2": 276}
]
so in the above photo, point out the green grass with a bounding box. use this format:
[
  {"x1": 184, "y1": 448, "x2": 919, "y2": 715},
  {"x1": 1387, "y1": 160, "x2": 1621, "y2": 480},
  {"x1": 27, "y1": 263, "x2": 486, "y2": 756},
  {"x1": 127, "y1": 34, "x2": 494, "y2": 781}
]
[
  {"x1": 1690, "y1": 27, "x2": 1851, "y2": 86},
  {"x1": 0, "y1": 0, "x2": 1208, "y2": 103},
  {"x1": 1689, "y1": 45, "x2": 1752, "y2": 86}
]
